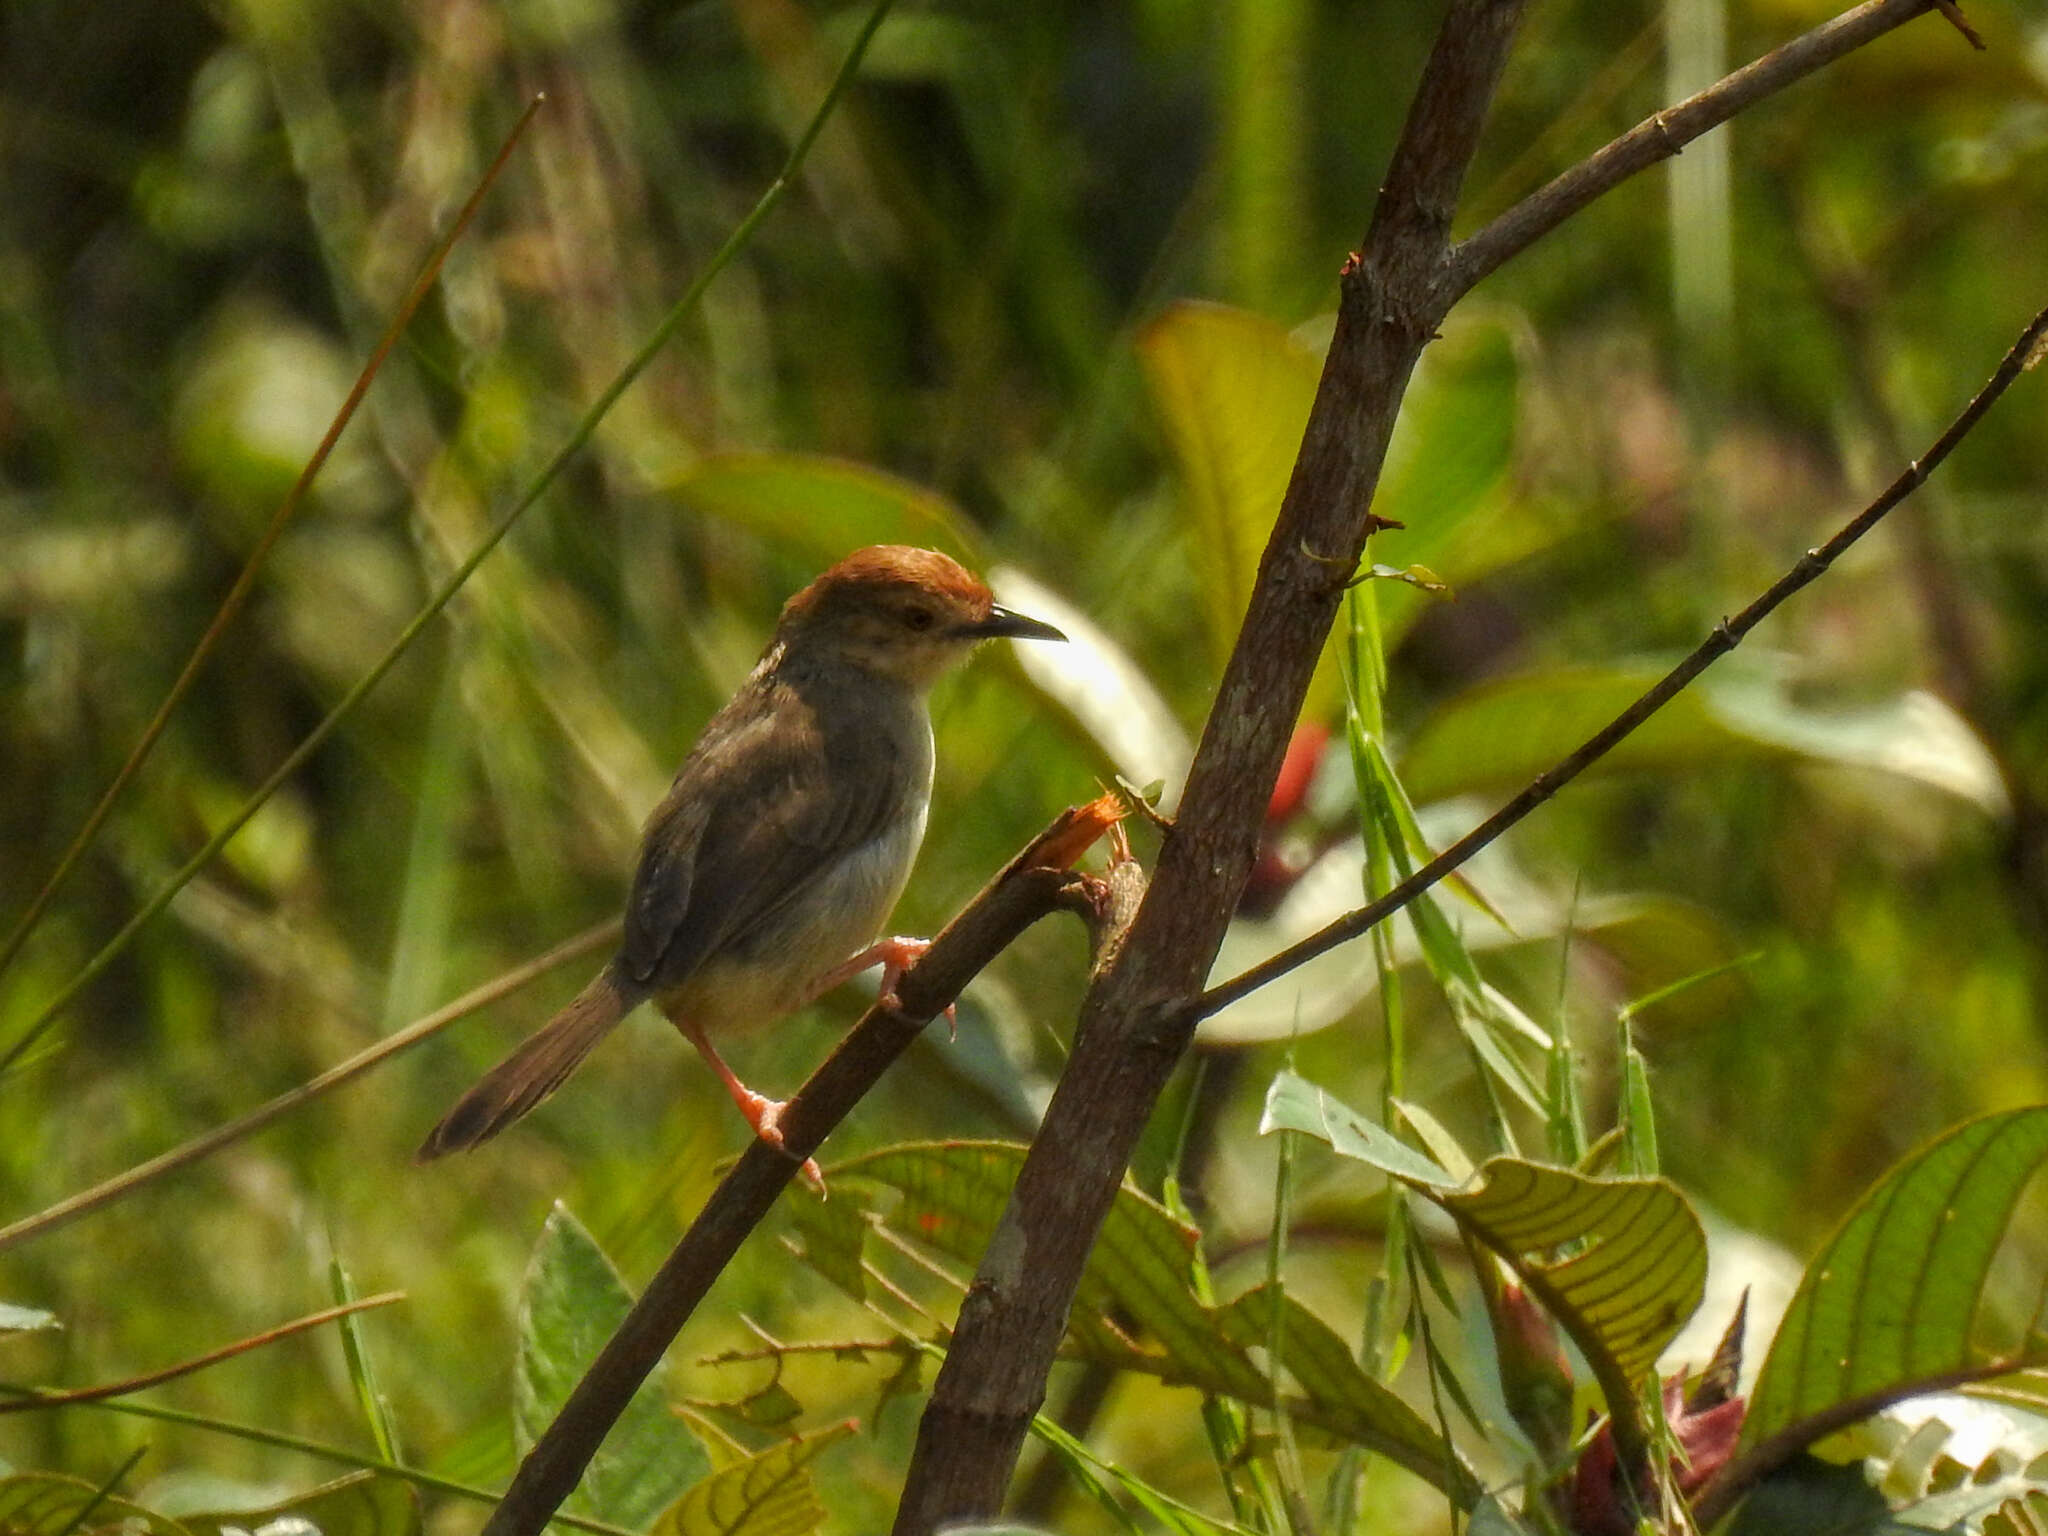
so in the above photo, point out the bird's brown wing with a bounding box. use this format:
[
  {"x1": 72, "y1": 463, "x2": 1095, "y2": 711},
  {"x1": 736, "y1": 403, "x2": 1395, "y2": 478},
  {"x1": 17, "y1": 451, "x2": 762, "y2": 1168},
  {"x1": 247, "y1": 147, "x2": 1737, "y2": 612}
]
[{"x1": 618, "y1": 676, "x2": 916, "y2": 994}]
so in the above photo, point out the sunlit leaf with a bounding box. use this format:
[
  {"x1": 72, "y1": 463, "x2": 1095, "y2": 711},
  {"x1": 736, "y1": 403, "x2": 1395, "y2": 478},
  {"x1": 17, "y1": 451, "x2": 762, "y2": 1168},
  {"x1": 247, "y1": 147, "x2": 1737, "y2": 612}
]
[
  {"x1": 671, "y1": 454, "x2": 975, "y2": 569},
  {"x1": 1742, "y1": 1107, "x2": 2048, "y2": 1452},
  {"x1": 516, "y1": 1204, "x2": 711, "y2": 1530},
  {"x1": 1399, "y1": 658, "x2": 2008, "y2": 814},
  {"x1": 176, "y1": 1472, "x2": 419, "y2": 1536},
  {"x1": 1265, "y1": 1071, "x2": 1707, "y2": 1386},
  {"x1": 1256, "y1": 1073, "x2": 1458, "y2": 1187},
  {"x1": 650, "y1": 1422, "x2": 852, "y2": 1536}
]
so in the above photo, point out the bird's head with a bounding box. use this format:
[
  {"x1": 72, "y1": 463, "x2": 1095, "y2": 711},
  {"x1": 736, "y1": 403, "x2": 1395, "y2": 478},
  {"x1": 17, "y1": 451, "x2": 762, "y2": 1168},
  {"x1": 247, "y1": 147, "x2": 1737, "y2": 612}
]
[{"x1": 776, "y1": 545, "x2": 1065, "y2": 689}]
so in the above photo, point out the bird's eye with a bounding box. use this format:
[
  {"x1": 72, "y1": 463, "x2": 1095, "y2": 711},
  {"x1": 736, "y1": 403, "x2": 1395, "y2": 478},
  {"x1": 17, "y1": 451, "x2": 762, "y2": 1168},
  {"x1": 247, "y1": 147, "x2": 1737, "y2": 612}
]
[{"x1": 902, "y1": 607, "x2": 937, "y2": 632}]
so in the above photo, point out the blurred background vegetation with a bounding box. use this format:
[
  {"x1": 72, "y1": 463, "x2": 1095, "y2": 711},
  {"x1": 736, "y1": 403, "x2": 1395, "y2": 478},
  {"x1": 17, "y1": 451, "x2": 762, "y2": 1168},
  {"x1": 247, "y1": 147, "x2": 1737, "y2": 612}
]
[{"x1": 4, "y1": 0, "x2": 2048, "y2": 1530}]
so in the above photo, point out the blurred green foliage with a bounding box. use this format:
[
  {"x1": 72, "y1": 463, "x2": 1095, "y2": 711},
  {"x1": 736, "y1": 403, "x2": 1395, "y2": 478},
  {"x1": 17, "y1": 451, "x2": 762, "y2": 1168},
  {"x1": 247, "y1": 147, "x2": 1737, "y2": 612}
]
[{"x1": 5, "y1": 0, "x2": 2048, "y2": 1531}]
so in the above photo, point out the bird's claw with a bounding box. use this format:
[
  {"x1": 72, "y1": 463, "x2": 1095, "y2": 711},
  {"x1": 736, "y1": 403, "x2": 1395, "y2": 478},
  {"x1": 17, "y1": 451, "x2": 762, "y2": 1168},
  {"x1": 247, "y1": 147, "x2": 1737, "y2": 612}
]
[{"x1": 747, "y1": 1094, "x2": 826, "y2": 1194}]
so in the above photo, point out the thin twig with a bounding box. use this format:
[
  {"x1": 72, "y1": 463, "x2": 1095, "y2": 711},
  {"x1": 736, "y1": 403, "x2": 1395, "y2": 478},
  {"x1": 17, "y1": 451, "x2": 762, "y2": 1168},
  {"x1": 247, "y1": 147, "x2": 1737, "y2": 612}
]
[
  {"x1": 0, "y1": 1293, "x2": 404, "y2": 1414},
  {"x1": 1447, "y1": 0, "x2": 1953, "y2": 298},
  {"x1": 0, "y1": 920, "x2": 616, "y2": 1254},
  {"x1": 1197, "y1": 301, "x2": 2048, "y2": 1022},
  {"x1": 479, "y1": 799, "x2": 1125, "y2": 1536},
  {"x1": 0, "y1": 97, "x2": 545, "y2": 999}
]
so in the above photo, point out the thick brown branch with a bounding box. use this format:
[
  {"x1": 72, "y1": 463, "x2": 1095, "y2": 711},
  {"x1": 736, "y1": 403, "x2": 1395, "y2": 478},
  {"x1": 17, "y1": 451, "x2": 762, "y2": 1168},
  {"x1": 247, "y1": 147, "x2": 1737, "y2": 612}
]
[
  {"x1": 1448, "y1": 0, "x2": 1949, "y2": 298},
  {"x1": 479, "y1": 800, "x2": 1122, "y2": 1536},
  {"x1": 1198, "y1": 300, "x2": 2048, "y2": 1023},
  {"x1": 888, "y1": 6, "x2": 1531, "y2": 1531}
]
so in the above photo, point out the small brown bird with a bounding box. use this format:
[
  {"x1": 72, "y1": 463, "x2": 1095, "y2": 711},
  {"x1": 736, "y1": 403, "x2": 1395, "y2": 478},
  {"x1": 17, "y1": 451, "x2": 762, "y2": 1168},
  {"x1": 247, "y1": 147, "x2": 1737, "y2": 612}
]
[{"x1": 417, "y1": 546, "x2": 1064, "y2": 1176}]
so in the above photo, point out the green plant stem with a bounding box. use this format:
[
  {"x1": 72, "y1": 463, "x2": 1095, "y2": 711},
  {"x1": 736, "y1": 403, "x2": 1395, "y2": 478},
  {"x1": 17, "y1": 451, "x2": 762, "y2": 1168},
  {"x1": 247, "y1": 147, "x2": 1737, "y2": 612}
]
[{"x1": 0, "y1": 0, "x2": 890, "y2": 1077}]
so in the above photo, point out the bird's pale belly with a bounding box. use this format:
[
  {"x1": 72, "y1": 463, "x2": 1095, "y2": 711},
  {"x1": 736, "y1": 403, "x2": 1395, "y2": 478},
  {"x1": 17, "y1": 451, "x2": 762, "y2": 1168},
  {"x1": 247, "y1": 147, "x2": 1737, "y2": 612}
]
[{"x1": 656, "y1": 793, "x2": 929, "y2": 1035}]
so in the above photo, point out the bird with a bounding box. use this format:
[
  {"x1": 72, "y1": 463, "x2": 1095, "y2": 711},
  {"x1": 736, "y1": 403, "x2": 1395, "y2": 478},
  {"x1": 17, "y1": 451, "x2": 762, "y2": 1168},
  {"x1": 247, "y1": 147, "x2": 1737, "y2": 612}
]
[{"x1": 416, "y1": 545, "x2": 1065, "y2": 1178}]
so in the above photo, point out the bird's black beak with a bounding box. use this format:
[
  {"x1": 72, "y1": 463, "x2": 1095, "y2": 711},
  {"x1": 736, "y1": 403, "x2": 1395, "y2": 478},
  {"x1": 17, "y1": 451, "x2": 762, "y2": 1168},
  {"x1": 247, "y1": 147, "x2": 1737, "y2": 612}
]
[{"x1": 971, "y1": 604, "x2": 1067, "y2": 644}]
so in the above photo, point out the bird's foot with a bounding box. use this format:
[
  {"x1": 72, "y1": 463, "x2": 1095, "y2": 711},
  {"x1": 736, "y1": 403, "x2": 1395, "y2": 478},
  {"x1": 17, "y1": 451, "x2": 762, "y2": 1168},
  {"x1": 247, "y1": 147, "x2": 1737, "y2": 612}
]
[
  {"x1": 871, "y1": 936, "x2": 956, "y2": 1040},
  {"x1": 743, "y1": 1092, "x2": 824, "y2": 1194}
]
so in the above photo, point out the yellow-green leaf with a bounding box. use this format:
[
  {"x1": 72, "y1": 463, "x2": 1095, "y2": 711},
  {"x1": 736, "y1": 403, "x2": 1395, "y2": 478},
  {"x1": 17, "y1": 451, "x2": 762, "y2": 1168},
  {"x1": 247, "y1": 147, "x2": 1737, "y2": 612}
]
[
  {"x1": 1264, "y1": 1071, "x2": 1706, "y2": 1386},
  {"x1": 651, "y1": 1423, "x2": 853, "y2": 1536}
]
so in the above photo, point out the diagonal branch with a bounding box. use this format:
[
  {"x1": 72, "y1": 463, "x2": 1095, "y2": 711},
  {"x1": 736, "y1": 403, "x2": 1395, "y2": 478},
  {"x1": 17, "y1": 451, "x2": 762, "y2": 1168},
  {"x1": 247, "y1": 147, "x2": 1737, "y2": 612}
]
[
  {"x1": 1198, "y1": 300, "x2": 2048, "y2": 1022},
  {"x1": 479, "y1": 799, "x2": 1128, "y2": 1536},
  {"x1": 1447, "y1": 0, "x2": 1956, "y2": 299}
]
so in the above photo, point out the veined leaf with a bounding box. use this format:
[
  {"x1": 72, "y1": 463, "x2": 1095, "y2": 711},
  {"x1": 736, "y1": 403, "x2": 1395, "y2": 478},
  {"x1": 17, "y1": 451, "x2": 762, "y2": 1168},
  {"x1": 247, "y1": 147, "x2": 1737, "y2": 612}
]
[
  {"x1": 650, "y1": 1422, "x2": 853, "y2": 1536},
  {"x1": 672, "y1": 453, "x2": 976, "y2": 568},
  {"x1": 176, "y1": 1472, "x2": 419, "y2": 1536},
  {"x1": 799, "y1": 1142, "x2": 1479, "y2": 1502},
  {"x1": 1741, "y1": 1106, "x2": 2048, "y2": 1452},
  {"x1": 1399, "y1": 658, "x2": 2007, "y2": 814},
  {"x1": 1264, "y1": 1071, "x2": 1707, "y2": 1387},
  {"x1": 516, "y1": 1204, "x2": 710, "y2": 1530}
]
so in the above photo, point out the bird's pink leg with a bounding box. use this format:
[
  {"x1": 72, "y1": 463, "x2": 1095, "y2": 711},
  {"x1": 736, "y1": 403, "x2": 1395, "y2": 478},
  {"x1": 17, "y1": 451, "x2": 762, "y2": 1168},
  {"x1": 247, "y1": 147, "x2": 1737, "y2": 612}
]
[
  {"x1": 679, "y1": 1018, "x2": 823, "y2": 1191},
  {"x1": 813, "y1": 935, "x2": 956, "y2": 1037}
]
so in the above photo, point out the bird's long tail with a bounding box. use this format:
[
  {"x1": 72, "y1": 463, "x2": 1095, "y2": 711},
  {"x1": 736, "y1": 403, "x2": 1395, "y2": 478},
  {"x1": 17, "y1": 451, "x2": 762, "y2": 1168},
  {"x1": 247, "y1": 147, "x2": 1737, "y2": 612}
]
[{"x1": 416, "y1": 967, "x2": 636, "y2": 1161}]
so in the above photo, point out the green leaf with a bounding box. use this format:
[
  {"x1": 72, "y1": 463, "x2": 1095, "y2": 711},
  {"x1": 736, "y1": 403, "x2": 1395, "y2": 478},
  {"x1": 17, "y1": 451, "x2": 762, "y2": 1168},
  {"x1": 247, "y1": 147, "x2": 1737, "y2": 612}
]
[
  {"x1": 176, "y1": 1473, "x2": 420, "y2": 1536},
  {"x1": 328, "y1": 1256, "x2": 400, "y2": 1466},
  {"x1": 671, "y1": 453, "x2": 975, "y2": 570},
  {"x1": 1136, "y1": 301, "x2": 1320, "y2": 676},
  {"x1": 1741, "y1": 1106, "x2": 2048, "y2": 1454},
  {"x1": 1440, "y1": 1158, "x2": 1705, "y2": 1388},
  {"x1": 1399, "y1": 658, "x2": 2007, "y2": 814},
  {"x1": 649, "y1": 1422, "x2": 852, "y2": 1536},
  {"x1": 800, "y1": 1142, "x2": 1480, "y2": 1503},
  {"x1": 516, "y1": 1204, "x2": 711, "y2": 1530},
  {"x1": 0, "y1": 1305, "x2": 58, "y2": 1339},
  {"x1": 0, "y1": 1473, "x2": 190, "y2": 1536},
  {"x1": 1265, "y1": 1072, "x2": 1706, "y2": 1388},
  {"x1": 1258, "y1": 1072, "x2": 1459, "y2": 1187}
]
